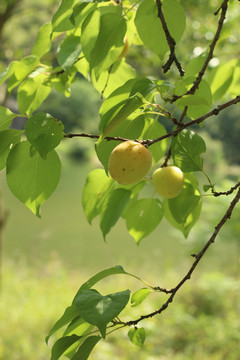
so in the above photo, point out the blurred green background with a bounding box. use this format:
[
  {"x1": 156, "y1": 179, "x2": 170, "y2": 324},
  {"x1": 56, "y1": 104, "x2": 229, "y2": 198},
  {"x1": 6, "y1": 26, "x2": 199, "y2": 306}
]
[{"x1": 0, "y1": 0, "x2": 240, "y2": 359}]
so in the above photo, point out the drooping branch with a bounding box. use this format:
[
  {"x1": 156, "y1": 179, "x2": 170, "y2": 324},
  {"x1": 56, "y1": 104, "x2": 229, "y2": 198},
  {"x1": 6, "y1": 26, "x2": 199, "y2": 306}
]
[
  {"x1": 125, "y1": 186, "x2": 240, "y2": 326},
  {"x1": 173, "y1": 0, "x2": 230, "y2": 102},
  {"x1": 155, "y1": 0, "x2": 185, "y2": 76}
]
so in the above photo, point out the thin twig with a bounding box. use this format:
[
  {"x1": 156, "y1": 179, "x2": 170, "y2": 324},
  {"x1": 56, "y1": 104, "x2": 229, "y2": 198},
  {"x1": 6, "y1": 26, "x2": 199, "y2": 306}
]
[
  {"x1": 156, "y1": 0, "x2": 184, "y2": 76},
  {"x1": 173, "y1": 0, "x2": 229, "y2": 102},
  {"x1": 64, "y1": 133, "x2": 131, "y2": 143},
  {"x1": 143, "y1": 95, "x2": 240, "y2": 146},
  {"x1": 213, "y1": 181, "x2": 240, "y2": 197},
  {"x1": 64, "y1": 96, "x2": 240, "y2": 145},
  {"x1": 126, "y1": 186, "x2": 240, "y2": 326}
]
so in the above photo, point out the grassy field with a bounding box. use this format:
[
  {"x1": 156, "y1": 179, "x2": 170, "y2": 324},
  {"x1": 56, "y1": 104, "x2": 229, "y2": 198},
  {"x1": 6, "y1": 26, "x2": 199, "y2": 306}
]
[{"x1": 1, "y1": 151, "x2": 240, "y2": 359}]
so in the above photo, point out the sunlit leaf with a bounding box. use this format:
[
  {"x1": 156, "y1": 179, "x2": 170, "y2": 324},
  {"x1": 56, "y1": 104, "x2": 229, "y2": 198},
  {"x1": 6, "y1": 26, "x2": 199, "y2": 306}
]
[
  {"x1": 141, "y1": 119, "x2": 168, "y2": 162},
  {"x1": 6, "y1": 141, "x2": 61, "y2": 217},
  {"x1": 172, "y1": 130, "x2": 206, "y2": 172},
  {"x1": 0, "y1": 106, "x2": 17, "y2": 130},
  {"x1": 0, "y1": 129, "x2": 23, "y2": 170},
  {"x1": 57, "y1": 35, "x2": 81, "y2": 70},
  {"x1": 31, "y1": 22, "x2": 52, "y2": 59},
  {"x1": 81, "y1": 6, "x2": 126, "y2": 73},
  {"x1": 163, "y1": 174, "x2": 202, "y2": 238},
  {"x1": 135, "y1": 0, "x2": 185, "y2": 57},
  {"x1": 52, "y1": 0, "x2": 79, "y2": 32},
  {"x1": 17, "y1": 76, "x2": 51, "y2": 115},
  {"x1": 209, "y1": 59, "x2": 238, "y2": 101},
  {"x1": 125, "y1": 198, "x2": 163, "y2": 244},
  {"x1": 25, "y1": 113, "x2": 64, "y2": 159},
  {"x1": 131, "y1": 288, "x2": 151, "y2": 307},
  {"x1": 82, "y1": 168, "x2": 115, "y2": 224},
  {"x1": 128, "y1": 327, "x2": 145, "y2": 347},
  {"x1": 100, "y1": 188, "x2": 131, "y2": 239},
  {"x1": 92, "y1": 59, "x2": 136, "y2": 98}
]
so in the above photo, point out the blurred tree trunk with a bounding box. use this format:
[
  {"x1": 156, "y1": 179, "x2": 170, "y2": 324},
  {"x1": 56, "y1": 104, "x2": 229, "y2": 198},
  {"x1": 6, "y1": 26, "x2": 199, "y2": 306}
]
[{"x1": 0, "y1": 0, "x2": 21, "y2": 42}]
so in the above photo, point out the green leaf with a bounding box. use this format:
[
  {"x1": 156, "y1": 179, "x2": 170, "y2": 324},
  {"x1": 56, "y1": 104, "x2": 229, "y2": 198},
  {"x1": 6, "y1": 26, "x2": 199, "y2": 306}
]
[
  {"x1": 168, "y1": 182, "x2": 201, "y2": 225},
  {"x1": 80, "y1": 9, "x2": 101, "y2": 65},
  {"x1": 131, "y1": 288, "x2": 151, "y2": 307},
  {"x1": 128, "y1": 327, "x2": 145, "y2": 348},
  {"x1": 135, "y1": 0, "x2": 185, "y2": 57},
  {"x1": 25, "y1": 113, "x2": 64, "y2": 159},
  {"x1": 6, "y1": 141, "x2": 61, "y2": 217},
  {"x1": 0, "y1": 130, "x2": 23, "y2": 170},
  {"x1": 31, "y1": 22, "x2": 52, "y2": 59},
  {"x1": 52, "y1": 0, "x2": 79, "y2": 32},
  {"x1": 203, "y1": 184, "x2": 212, "y2": 192},
  {"x1": 71, "y1": 336, "x2": 101, "y2": 360},
  {"x1": 70, "y1": 2, "x2": 97, "y2": 27},
  {"x1": 163, "y1": 174, "x2": 202, "y2": 238},
  {"x1": 77, "y1": 265, "x2": 129, "y2": 293},
  {"x1": 228, "y1": 61, "x2": 240, "y2": 97},
  {"x1": 46, "y1": 306, "x2": 79, "y2": 344},
  {"x1": 0, "y1": 61, "x2": 17, "y2": 85},
  {"x1": 57, "y1": 35, "x2": 82, "y2": 70},
  {"x1": 92, "y1": 59, "x2": 136, "y2": 98},
  {"x1": 141, "y1": 119, "x2": 168, "y2": 162},
  {"x1": 0, "y1": 56, "x2": 40, "y2": 89},
  {"x1": 184, "y1": 53, "x2": 207, "y2": 78},
  {"x1": 81, "y1": 7, "x2": 127, "y2": 73},
  {"x1": 125, "y1": 198, "x2": 163, "y2": 244},
  {"x1": 177, "y1": 94, "x2": 209, "y2": 106},
  {"x1": 50, "y1": 335, "x2": 81, "y2": 360},
  {"x1": 17, "y1": 76, "x2": 51, "y2": 115},
  {"x1": 10, "y1": 56, "x2": 40, "y2": 87},
  {"x1": 100, "y1": 188, "x2": 131, "y2": 239},
  {"x1": 74, "y1": 289, "x2": 130, "y2": 338},
  {"x1": 175, "y1": 78, "x2": 212, "y2": 119},
  {"x1": 0, "y1": 106, "x2": 17, "y2": 130},
  {"x1": 102, "y1": 93, "x2": 144, "y2": 137},
  {"x1": 99, "y1": 78, "x2": 140, "y2": 120},
  {"x1": 172, "y1": 130, "x2": 206, "y2": 172},
  {"x1": 82, "y1": 168, "x2": 115, "y2": 224},
  {"x1": 63, "y1": 317, "x2": 92, "y2": 337},
  {"x1": 209, "y1": 59, "x2": 238, "y2": 101}
]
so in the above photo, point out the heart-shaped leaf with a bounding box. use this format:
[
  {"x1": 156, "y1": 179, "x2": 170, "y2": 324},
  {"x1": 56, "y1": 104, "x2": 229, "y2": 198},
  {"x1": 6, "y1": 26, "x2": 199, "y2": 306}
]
[{"x1": 74, "y1": 289, "x2": 130, "y2": 338}]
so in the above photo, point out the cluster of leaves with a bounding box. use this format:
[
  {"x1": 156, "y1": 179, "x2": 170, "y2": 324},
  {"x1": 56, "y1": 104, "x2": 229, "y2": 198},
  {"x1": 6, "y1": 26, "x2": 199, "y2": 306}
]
[
  {"x1": 46, "y1": 265, "x2": 152, "y2": 359},
  {"x1": 0, "y1": 0, "x2": 240, "y2": 359}
]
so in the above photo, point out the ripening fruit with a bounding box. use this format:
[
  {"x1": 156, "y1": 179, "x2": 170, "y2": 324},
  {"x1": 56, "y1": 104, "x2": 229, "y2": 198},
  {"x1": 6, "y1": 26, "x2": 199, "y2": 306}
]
[
  {"x1": 118, "y1": 37, "x2": 129, "y2": 59},
  {"x1": 108, "y1": 141, "x2": 152, "y2": 185},
  {"x1": 152, "y1": 166, "x2": 184, "y2": 199}
]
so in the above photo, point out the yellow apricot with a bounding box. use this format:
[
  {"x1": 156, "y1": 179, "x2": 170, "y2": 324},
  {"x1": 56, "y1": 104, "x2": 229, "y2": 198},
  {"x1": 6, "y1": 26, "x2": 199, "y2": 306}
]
[
  {"x1": 108, "y1": 141, "x2": 152, "y2": 185},
  {"x1": 152, "y1": 166, "x2": 184, "y2": 199}
]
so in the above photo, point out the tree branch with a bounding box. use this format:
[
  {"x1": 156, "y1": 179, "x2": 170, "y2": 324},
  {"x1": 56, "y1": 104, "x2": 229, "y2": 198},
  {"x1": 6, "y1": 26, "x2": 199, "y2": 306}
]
[
  {"x1": 156, "y1": 0, "x2": 184, "y2": 76},
  {"x1": 172, "y1": 0, "x2": 230, "y2": 102},
  {"x1": 126, "y1": 186, "x2": 240, "y2": 326},
  {"x1": 143, "y1": 95, "x2": 240, "y2": 146},
  {"x1": 64, "y1": 132, "x2": 131, "y2": 143},
  {"x1": 64, "y1": 96, "x2": 240, "y2": 146},
  {"x1": 213, "y1": 181, "x2": 240, "y2": 197}
]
